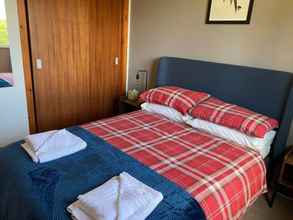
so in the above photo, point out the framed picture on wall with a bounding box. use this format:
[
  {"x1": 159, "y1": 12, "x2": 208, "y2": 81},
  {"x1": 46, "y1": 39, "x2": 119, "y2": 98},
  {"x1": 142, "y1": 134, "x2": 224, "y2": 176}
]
[{"x1": 206, "y1": 0, "x2": 254, "y2": 24}]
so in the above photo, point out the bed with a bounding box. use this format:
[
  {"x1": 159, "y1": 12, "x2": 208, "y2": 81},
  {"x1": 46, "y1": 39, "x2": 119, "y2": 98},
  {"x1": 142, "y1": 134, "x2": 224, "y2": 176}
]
[
  {"x1": 83, "y1": 110, "x2": 266, "y2": 219},
  {"x1": 0, "y1": 73, "x2": 13, "y2": 87},
  {"x1": 0, "y1": 57, "x2": 292, "y2": 220}
]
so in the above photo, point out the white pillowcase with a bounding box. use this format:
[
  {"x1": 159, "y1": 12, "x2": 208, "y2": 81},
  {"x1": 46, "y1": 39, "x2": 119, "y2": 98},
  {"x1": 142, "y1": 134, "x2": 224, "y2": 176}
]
[
  {"x1": 184, "y1": 116, "x2": 276, "y2": 158},
  {"x1": 141, "y1": 103, "x2": 185, "y2": 122},
  {"x1": 141, "y1": 102, "x2": 276, "y2": 158}
]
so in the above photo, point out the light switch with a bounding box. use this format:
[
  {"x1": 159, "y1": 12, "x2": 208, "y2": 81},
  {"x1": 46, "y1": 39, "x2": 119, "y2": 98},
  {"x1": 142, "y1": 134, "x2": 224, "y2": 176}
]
[{"x1": 36, "y1": 58, "x2": 43, "y2": 70}]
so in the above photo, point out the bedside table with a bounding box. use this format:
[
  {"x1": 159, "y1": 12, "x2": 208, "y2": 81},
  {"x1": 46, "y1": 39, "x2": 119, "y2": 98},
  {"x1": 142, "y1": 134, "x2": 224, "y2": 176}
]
[
  {"x1": 270, "y1": 145, "x2": 293, "y2": 206},
  {"x1": 118, "y1": 96, "x2": 143, "y2": 114},
  {"x1": 279, "y1": 146, "x2": 293, "y2": 189}
]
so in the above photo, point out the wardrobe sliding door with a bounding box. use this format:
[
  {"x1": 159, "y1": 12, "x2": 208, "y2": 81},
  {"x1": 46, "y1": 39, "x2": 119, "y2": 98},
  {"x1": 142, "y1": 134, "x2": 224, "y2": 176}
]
[{"x1": 27, "y1": 0, "x2": 123, "y2": 131}]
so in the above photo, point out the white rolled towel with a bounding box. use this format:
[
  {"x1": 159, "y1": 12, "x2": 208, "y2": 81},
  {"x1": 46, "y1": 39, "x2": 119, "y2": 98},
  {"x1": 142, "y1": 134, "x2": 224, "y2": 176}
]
[
  {"x1": 21, "y1": 129, "x2": 87, "y2": 163},
  {"x1": 67, "y1": 201, "x2": 92, "y2": 220},
  {"x1": 67, "y1": 172, "x2": 163, "y2": 220}
]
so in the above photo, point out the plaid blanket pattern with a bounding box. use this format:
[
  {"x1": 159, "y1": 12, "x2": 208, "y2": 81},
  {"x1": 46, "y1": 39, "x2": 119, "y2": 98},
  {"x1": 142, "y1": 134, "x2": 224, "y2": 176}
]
[
  {"x1": 83, "y1": 111, "x2": 267, "y2": 220},
  {"x1": 189, "y1": 97, "x2": 279, "y2": 138},
  {"x1": 140, "y1": 86, "x2": 210, "y2": 114}
]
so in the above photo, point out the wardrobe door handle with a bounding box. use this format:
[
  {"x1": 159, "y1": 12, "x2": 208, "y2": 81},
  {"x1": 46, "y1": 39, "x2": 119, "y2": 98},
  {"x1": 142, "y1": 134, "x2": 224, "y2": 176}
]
[{"x1": 114, "y1": 57, "x2": 119, "y2": 65}]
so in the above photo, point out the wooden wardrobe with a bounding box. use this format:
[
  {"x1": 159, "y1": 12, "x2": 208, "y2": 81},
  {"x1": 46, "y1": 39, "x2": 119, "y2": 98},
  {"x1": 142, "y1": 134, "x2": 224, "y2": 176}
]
[{"x1": 18, "y1": 0, "x2": 128, "y2": 132}]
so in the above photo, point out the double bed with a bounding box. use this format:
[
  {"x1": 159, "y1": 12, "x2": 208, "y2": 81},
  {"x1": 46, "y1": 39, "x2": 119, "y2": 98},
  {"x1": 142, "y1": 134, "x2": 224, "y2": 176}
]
[
  {"x1": 0, "y1": 57, "x2": 292, "y2": 220},
  {"x1": 83, "y1": 110, "x2": 266, "y2": 219}
]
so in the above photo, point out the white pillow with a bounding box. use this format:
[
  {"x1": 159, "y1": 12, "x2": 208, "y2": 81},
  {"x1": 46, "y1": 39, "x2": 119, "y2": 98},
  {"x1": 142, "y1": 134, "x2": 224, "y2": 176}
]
[
  {"x1": 184, "y1": 116, "x2": 276, "y2": 158},
  {"x1": 141, "y1": 103, "x2": 185, "y2": 122}
]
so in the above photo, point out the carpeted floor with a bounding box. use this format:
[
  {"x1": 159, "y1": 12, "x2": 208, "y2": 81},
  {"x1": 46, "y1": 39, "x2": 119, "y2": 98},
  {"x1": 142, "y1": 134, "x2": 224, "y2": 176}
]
[{"x1": 244, "y1": 194, "x2": 293, "y2": 220}]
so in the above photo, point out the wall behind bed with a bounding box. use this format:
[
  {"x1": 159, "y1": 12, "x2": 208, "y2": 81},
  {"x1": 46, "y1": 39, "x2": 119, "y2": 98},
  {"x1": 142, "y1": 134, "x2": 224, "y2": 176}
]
[{"x1": 128, "y1": 0, "x2": 293, "y2": 145}]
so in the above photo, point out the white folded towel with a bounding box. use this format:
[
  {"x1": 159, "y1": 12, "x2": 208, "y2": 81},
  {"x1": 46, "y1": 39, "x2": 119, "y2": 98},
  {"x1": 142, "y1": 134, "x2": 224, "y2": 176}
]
[
  {"x1": 68, "y1": 201, "x2": 92, "y2": 220},
  {"x1": 21, "y1": 129, "x2": 87, "y2": 163},
  {"x1": 67, "y1": 172, "x2": 163, "y2": 220},
  {"x1": 25, "y1": 130, "x2": 58, "y2": 152}
]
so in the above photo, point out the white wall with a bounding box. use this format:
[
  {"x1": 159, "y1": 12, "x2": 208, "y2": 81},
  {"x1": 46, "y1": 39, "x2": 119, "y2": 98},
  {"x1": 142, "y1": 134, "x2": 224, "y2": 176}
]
[{"x1": 0, "y1": 0, "x2": 29, "y2": 146}]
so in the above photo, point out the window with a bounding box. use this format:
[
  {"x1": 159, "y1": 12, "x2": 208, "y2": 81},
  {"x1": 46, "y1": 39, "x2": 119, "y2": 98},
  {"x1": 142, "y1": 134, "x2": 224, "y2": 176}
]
[
  {"x1": 0, "y1": 0, "x2": 13, "y2": 88},
  {"x1": 0, "y1": 0, "x2": 9, "y2": 47}
]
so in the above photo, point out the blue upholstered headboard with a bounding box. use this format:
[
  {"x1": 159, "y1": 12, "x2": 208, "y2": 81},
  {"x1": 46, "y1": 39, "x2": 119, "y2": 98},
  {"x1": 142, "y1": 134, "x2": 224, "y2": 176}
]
[{"x1": 156, "y1": 57, "x2": 293, "y2": 161}]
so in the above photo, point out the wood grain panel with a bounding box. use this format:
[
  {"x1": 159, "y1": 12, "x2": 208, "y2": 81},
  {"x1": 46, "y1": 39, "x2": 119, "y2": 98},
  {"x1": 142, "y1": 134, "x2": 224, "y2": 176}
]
[
  {"x1": 17, "y1": 0, "x2": 37, "y2": 133},
  {"x1": 27, "y1": 0, "x2": 124, "y2": 131},
  {"x1": 120, "y1": 0, "x2": 129, "y2": 95}
]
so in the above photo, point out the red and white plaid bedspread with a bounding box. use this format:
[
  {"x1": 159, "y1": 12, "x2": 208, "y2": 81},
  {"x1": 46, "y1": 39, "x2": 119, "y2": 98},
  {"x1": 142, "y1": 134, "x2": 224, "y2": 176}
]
[{"x1": 83, "y1": 111, "x2": 267, "y2": 220}]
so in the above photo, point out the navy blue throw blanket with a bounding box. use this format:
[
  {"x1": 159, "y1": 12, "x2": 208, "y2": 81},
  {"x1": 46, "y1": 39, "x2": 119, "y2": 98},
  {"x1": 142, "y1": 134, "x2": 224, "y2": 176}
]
[
  {"x1": 0, "y1": 79, "x2": 11, "y2": 87},
  {"x1": 0, "y1": 127, "x2": 205, "y2": 220}
]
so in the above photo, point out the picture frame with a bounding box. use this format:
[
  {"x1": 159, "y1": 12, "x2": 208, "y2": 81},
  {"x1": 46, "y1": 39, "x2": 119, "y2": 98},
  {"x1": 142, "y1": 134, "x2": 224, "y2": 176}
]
[{"x1": 206, "y1": 0, "x2": 254, "y2": 24}]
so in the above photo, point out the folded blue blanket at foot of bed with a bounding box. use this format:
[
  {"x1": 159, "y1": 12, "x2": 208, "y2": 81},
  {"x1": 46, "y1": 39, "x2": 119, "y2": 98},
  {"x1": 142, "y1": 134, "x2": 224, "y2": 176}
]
[{"x1": 0, "y1": 126, "x2": 206, "y2": 220}]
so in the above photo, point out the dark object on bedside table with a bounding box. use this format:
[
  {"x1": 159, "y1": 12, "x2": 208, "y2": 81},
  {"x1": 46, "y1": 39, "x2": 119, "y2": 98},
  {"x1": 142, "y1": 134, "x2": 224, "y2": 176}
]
[
  {"x1": 118, "y1": 96, "x2": 143, "y2": 114},
  {"x1": 269, "y1": 145, "x2": 293, "y2": 206}
]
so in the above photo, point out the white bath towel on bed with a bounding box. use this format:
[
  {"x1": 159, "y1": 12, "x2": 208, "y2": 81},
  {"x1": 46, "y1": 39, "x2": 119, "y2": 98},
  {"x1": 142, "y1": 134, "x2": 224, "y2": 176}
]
[
  {"x1": 67, "y1": 172, "x2": 163, "y2": 220},
  {"x1": 21, "y1": 129, "x2": 87, "y2": 163}
]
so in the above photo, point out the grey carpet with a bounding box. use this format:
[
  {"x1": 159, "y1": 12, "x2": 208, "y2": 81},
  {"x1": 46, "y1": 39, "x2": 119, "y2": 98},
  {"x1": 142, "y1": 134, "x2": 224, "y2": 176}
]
[{"x1": 244, "y1": 194, "x2": 293, "y2": 220}]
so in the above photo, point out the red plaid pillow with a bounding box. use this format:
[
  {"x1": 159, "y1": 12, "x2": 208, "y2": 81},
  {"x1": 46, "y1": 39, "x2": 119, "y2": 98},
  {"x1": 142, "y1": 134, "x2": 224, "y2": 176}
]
[
  {"x1": 189, "y1": 97, "x2": 279, "y2": 138},
  {"x1": 140, "y1": 86, "x2": 210, "y2": 114}
]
